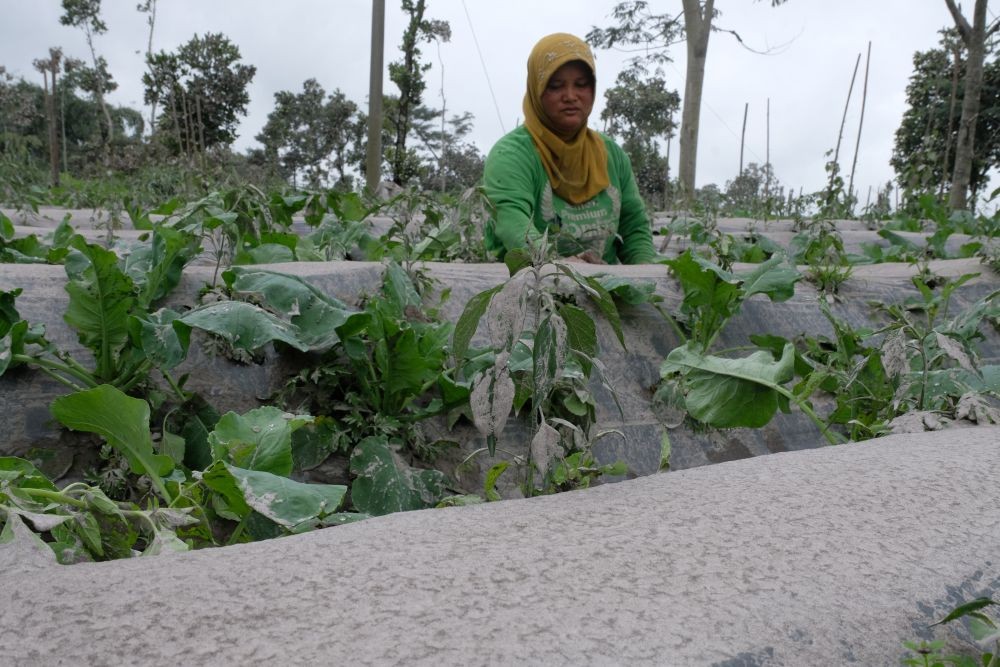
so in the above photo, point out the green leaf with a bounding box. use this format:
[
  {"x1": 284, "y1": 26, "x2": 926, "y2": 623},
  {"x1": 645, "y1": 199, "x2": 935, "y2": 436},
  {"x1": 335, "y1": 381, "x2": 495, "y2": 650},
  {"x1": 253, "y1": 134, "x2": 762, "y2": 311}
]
[
  {"x1": 127, "y1": 309, "x2": 191, "y2": 370},
  {"x1": 177, "y1": 301, "x2": 311, "y2": 353},
  {"x1": 218, "y1": 463, "x2": 346, "y2": 529},
  {"x1": 736, "y1": 256, "x2": 801, "y2": 302},
  {"x1": 123, "y1": 226, "x2": 201, "y2": 309},
  {"x1": 483, "y1": 460, "x2": 510, "y2": 502},
  {"x1": 349, "y1": 436, "x2": 446, "y2": 516},
  {"x1": 558, "y1": 303, "x2": 597, "y2": 374},
  {"x1": 593, "y1": 274, "x2": 657, "y2": 305},
  {"x1": 453, "y1": 284, "x2": 502, "y2": 365},
  {"x1": 557, "y1": 264, "x2": 626, "y2": 349},
  {"x1": 931, "y1": 597, "x2": 998, "y2": 626},
  {"x1": 0, "y1": 457, "x2": 58, "y2": 490},
  {"x1": 661, "y1": 343, "x2": 795, "y2": 429},
  {"x1": 51, "y1": 385, "x2": 173, "y2": 500},
  {"x1": 0, "y1": 319, "x2": 27, "y2": 376},
  {"x1": 209, "y1": 406, "x2": 312, "y2": 476},
  {"x1": 225, "y1": 267, "x2": 367, "y2": 350},
  {"x1": 63, "y1": 237, "x2": 135, "y2": 380},
  {"x1": 504, "y1": 248, "x2": 532, "y2": 275}
]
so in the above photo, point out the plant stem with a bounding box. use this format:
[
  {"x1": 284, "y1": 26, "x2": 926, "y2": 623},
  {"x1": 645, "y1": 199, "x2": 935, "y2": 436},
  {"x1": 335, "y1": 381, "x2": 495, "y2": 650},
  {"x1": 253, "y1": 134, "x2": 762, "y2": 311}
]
[
  {"x1": 20, "y1": 487, "x2": 87, "y2": 508},
  {"x1": 13, "y1": 354, "x2": 94, "y2": 389}
]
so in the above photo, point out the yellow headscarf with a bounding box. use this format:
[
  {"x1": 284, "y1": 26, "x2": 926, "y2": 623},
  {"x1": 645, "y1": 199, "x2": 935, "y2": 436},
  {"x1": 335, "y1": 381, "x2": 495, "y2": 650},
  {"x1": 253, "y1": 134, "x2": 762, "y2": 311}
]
[{"x1": 523, "y1": 33, "x2": 610, "y2": 205}]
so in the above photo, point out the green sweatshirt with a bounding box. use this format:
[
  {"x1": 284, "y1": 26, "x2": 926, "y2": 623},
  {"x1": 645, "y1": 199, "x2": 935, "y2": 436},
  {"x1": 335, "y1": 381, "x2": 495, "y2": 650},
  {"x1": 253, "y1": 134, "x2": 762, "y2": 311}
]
[{"x1": 483, "y1": 125, "x2": 657, "y2": 264}]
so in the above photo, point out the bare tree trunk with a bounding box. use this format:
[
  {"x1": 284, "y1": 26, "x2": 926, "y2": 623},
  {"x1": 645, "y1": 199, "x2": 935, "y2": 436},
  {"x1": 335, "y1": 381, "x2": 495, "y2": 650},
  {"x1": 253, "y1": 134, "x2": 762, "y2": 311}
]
[
  {"x1": 940, "y1": 39, "x2": 962, "y2": 199},
  {"x1": 739, "y1": 101, "x2": 747, "y2": 176},
  {"x1": 48, "y1": 64, "x2": 60, "y2": 187},
  {"x1": 944, "y1": 0, "x2": 991, "y2": 210},
  {"x1": 196, "y1": 94, "x2": 206, "y2": 169},
  {"x1": 848, "y1": 41, "x2": 872, "y2": 211},
  {"x1": 678, "y1": 0, "x2": 714, "y2": 205},
  {"x1": 366, "y1": 0, "x2": 386, "y2": 192},
  {"x1": 83, "y1": 27, "x2": 113, "y2": 161}
]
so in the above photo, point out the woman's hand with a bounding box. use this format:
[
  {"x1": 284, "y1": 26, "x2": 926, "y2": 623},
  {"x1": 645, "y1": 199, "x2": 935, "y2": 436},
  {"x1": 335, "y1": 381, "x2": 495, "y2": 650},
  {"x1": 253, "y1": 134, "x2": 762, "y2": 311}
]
[{"x1": 563, "y1": 249, "x2": 606, "y2": 264}]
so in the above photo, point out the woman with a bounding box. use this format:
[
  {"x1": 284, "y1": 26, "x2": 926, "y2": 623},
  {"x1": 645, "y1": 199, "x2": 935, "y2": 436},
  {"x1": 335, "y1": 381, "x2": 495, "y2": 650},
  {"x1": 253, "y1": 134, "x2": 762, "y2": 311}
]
[{"x1": 482, "y1": 32, "x2": 657, "y2": 265}]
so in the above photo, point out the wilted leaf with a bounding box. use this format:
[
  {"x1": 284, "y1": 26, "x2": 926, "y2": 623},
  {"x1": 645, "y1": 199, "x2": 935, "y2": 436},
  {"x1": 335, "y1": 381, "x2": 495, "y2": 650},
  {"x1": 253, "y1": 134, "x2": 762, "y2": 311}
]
[
  {"x1": 530, "y1": 422, "x2": 562, "y2": 477},
  {"x1": 933, "y1": 332, "x2": 974, "y2": 371},
  {"x1": 469, "y1": 354, "x2": 516, "y2": 441},
  {"x1": 487, "y1": 271, "x2": 530, "y2": 349}
]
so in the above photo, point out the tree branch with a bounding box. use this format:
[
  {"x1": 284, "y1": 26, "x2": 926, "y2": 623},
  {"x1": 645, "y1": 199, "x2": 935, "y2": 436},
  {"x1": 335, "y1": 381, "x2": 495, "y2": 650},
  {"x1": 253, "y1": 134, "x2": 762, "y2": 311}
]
[{"x1": 943, "y1": 0, "x2": 972, "y2": 42}]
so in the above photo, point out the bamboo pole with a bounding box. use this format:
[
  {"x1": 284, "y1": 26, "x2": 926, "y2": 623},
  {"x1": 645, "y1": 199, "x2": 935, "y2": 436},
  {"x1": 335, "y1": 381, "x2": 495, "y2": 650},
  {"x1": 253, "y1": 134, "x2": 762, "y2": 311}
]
[
  {"x1": 848, "y1": 41, "x2": 872, "y2": 212},
  {"x1": 739, "y1": 101, "x2": 748, "y2": 176},
  {"x1": 828, "y1": 52, "x2": 861, "y2": 201}
]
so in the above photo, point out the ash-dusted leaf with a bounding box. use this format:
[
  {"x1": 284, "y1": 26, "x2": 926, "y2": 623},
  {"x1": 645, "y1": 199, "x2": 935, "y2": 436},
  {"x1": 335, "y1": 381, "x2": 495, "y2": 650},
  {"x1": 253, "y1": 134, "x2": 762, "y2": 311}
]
[
  {"x1": 934, "y1": 332, "x2": 974, "y2": 371},
  {"x1": 224, "y1": 267, "x2": 367, "y2": 350},
  {"x1": 888, "y1": 411, "x2": 948, "y2": 434},
  {"x1": 453, "y1": 284, "x2": 502, "y2": 364},
  {"x1": 661, "y1": 343, "x2": 795, "y2": 429},
  {"x1": 209, "y1": 406, "x2": 313, "y2": 477},
  {"x1": 881, "y1": 329, "x2": 910, "y2": 380},
  {"x1": 227, "y1": 463, "x2": 346, "y2": 528},
  {"x1": 530, "y1": 422, "x2": 562, "y2": 477},
  {"x1": 487, "y1": 271, "x2": 530, "y2": 349},
  {"x1": 149, "y1": 507, "x2": 199, "y2": 529},
  {"x1": 142, "y1": 526, "x2": 190, "y2": 556},
  {"x1": 955, "y1": 393, "x2": 1000, "y2": 425},
  {"x1": 177, "y1": 300, "x2": 310, "y2": 353},
  {"x1": 469, "y1": 353, "x2": 516, "y2": 440},
  {"x1": 349, "y1": 436, "x2": 445, "y2": 516},
  {"x1": 0, "y1": 513, "x2": 57, "y2": 574},
  {"x1": 11, "y1": 510, "x2": 72, "y2": 533}
]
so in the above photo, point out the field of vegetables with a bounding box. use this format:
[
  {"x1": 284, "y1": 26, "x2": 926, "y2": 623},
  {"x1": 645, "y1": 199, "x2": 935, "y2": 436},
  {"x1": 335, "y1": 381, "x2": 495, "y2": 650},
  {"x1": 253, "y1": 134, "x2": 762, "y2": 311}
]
[{"x1": 1, "y1": 186, "x2": 998, "y2": 564}]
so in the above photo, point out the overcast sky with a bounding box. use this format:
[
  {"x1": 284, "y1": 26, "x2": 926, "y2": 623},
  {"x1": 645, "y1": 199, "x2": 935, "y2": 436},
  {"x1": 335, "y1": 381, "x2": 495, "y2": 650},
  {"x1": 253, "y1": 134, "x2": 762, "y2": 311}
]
[{"x1": 0, "y1": 1, "x2": 984, "y2": 201}]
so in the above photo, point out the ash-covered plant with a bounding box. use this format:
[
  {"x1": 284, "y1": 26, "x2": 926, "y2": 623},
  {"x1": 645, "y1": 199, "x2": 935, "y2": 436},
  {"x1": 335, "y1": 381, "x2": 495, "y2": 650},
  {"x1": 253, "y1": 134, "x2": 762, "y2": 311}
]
[{"x1": 454, "y1": 239, "x2": 649, "y2": 496}]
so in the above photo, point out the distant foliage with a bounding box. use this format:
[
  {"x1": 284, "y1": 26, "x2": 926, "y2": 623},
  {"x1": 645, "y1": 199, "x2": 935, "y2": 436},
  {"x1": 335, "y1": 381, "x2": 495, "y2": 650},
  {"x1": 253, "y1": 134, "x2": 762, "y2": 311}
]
[{"x1": 892, "y1": 31, "x2": 1000, "y2": 209}]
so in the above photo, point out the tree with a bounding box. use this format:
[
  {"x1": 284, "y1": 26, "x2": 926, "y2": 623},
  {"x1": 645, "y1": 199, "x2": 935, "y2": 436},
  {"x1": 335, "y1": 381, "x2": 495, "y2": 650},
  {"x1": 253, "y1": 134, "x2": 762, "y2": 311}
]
[
  {"x1": 387, "y1": 0, "x2": 450, "y2": 185},
  {"x1": 723, "y1": 161, "x2": 784, "y2": 214},
  {"x1": 892, "y1": 33, "x2": 1000, "y2": 208},
  {"x1": 942, "y1": 0, "x2": 1000, "y2": 210},
  {"x1": 588, "y1": 0, "x2": 787, "y2": 205},
  {"x1": 256, "y1": 79, "x2": 361, "y2": 188},
  {"x1": 416, "y1": 111, "x2": 485, "y2": 192},
  {"x1": 601, "y1": 66, "x2": 680, "y2": 205},
  {"x1": 59, "y1": 0, "x2": 115, "y2": 158},
  {"x1": 144, "y1": 33, "x2": 256, "y2": 155}
]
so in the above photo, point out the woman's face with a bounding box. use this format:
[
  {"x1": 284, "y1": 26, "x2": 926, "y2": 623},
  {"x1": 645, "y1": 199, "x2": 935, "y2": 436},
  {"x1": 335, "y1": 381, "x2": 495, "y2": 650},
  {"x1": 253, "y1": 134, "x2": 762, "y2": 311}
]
[{"x1": 540, "y1": 60, "x2": 595, "y2": 138}]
